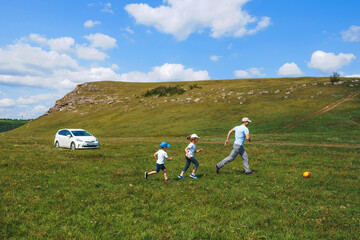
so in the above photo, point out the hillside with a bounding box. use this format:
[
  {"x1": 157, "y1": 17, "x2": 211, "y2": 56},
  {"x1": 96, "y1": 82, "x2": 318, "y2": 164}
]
[{"x1": 7, "y1": 77, "x2": 360, "y2": 142}]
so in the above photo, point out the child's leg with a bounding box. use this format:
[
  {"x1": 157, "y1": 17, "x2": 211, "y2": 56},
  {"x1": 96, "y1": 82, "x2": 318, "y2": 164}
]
[
  {"x1": 148, "y1": 164, "x2": 161, "y2": 176},
  {"x1": 180, "y1": 157, "x2": 191, "y2": 176},
  {"x1": 148, "y1": 171, "x2": 157, "y2": 175},
  {"x1": 163, "y1": 169, "x2": 168, "y2": 180},
  {"x1": 191, "y1": 157, "x2": 199, "y2": 175}
]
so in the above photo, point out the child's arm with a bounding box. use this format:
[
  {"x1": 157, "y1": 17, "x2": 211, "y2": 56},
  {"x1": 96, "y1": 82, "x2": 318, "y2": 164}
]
[
  {"x1": 166, "y1": 157, "x2": 173, "y2": 161},
  {"x1": 195, "y1": 148, "x2": 203, "y2": 153},
  {"x1": 185, "y1": 147, "x2": 191, "y2": 158},
  {"x1": 153, "y1": 153, "x2": 157, "y2": 162}
]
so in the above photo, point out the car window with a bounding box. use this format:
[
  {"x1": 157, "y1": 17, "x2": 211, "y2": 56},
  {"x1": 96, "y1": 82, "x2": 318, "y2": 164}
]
[
  {"x1": 58, "y1": 130, "x2": 66, "y2": 136},
  {"x1": 71, "y1": 131, "x2": 92, "y2": 136},
  {"x1": 64, "y1": 130, "x2": 72, "y2": 136}
]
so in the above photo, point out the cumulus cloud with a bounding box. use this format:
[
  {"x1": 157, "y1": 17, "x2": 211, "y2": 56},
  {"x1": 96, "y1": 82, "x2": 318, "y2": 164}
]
[
  {"x1": 0, "y1": 43, "x2": 78, "y2": 77},
  {"x1": 0, "y1": 98, "x2": 16, "y2": 107},
  {"x1": 101, "y1": 2, "x2": 114, "y2": 14},
  {"x1": 341, "y1": 25, "x2": 360, "y2": 42},
  {"x1": 16, "y1": 93, "x2": 61, "y2": 105},
  {"x1": 125, "y1": 0, "x2": 271, "y2": 41},
  {"x1": 84, "y1": 33, "x2": 117, "y2": 49},
  {"x1": 75, "y1": 45, "x2": 108, "y2": 60},
  {"x1": 234, "y1": 67, "x2": 265, "y2": 78},
  {"x1": 210, "y1": 55, "x2": 221, "y2": 62},
  {"x1": 308, "y1": 50, "x2": 356, "y2": 73},
  {"x1": 118, "y1": 63, "x2": 210, "y2": 82},
  {"x1": 345, "y1": 74, "x2": 360, "y2": 78},
  {"x1": 28, "y1": 34, "x2": 75, "y2": 52},
  {"x1": 84, "y1": 20, "x2": 101, "y2": 28},
  {"x1": 278, "y1": 63, "x2": 303, "y2": 76}
]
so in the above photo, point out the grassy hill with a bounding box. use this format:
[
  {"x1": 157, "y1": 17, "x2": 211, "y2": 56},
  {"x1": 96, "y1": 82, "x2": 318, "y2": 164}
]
[
  {"x1": 7, "y1": 77, "x2": 360, "y2": 144},
  {"x1": 0, "y1": 119, "x2": 28, "y2": 133}
]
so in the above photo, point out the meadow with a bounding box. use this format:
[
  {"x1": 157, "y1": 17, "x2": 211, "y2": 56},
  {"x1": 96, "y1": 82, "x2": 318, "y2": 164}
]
[
  {"x1": 0, "y1": 135, "x2": 359, "y2": 239},
  {"x1": 1, "y1": 77, "x2": 359, "y2": 239}
]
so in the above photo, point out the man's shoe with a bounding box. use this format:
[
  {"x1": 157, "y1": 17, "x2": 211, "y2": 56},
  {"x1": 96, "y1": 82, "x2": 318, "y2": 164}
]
[
  {"x1": 190, "y1": 174, "x2": 198, "y2": 179},
  {"x1": 216, "y1": 165, "x2": 220, "y2": 174},
  {"x1": 145, "y1": 172, "x2": 148, "y2": 179},
  {"x1": 178, "y1": 175, "x2": 184, "y2": 179},
  {"x1": 246, "y1": 171, "x2": 256, "y2": 175}
]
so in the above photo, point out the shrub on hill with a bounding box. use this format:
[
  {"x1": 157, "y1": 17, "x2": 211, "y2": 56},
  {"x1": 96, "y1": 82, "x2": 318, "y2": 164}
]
[
  {"x1": 330, "y1": 72, "x2": 340, "y2": 84},
  {"x1": 143, "y1": 85, "x2": 186, "y2": 97}
]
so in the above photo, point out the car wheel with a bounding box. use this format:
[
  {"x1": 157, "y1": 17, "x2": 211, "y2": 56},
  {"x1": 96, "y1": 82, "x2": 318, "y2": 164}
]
[
  {"x1": 70, "y1": 142, "x2": 76, "y2": 150},
  {"x1": 55, "y1": 141, "x2": 60, "y2": 148}
]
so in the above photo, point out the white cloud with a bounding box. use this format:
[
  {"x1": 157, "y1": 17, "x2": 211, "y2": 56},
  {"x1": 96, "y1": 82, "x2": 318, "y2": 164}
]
[
  {"x1": 118, "y1": 63, "x2": 210, "y2": 82},
  {"x1": 0, "y1": 98, "x2": 16, "y2": 107},
  {"x1": 345, "y1": 74, "x2": 360, "y2": 78},
  {"x1": 111, "y1": 64, "x2": 119, "y2": 70},
  {"x1": 210, "y1": 55, "x2": 221, "y2": 62},
  {"x1": 29, "y1": 34, "x2": 75, "y2": 52},
  {"x1": 76, "y1": 45, "x2": 108, "y2": 60},
  {"x1": 308, "y1": 50, "x2": 356, "y2": 73},
  {"x1": 278, "y1": 62, "x2": 303, "y2": 76},
  {"x1": 341, "y1": 25, "x2": 360, "y2": 42},
  {"x1": 234, "y1": 67, "x2": 265, "y2": 78},
  {"x1": 0, "y1": 43, "x2": 78, "y2": 77},
  {"x1": 19, "y1": 105, "x2": 49, "y2": 119},
  {"x1": 16, "y1": 93, "x2": 60, "y2": 105},
  {"x1": 101, "y1": 2, "x2": 114, "y2": 14},
  {"x1": 125, "y1": 0, "x2": 271, "y2": 41},
  {"x1": 84, "y1": 20, "x2": 101, "y2": 28},
  {"x1": 84, "y1": 33, "x2": 117, "y2": 49},
  {"x1": 125, "y1": 26, "x2": 134, "y2": 34}
]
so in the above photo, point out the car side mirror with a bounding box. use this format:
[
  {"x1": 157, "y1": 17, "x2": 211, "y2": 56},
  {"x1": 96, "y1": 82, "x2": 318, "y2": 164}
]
[{"x1": 67, "y1": 135, "x2": 72, "y2": 138}]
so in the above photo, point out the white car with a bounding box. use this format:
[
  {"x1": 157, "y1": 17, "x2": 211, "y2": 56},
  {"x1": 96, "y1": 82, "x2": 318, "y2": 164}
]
[{"x1": 54, "y1": 129, "x2": 99, "y2": 150}]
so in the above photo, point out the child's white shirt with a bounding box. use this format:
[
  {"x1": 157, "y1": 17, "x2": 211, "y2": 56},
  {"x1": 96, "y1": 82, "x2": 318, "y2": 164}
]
[
  {"x1": 155, "y1": 149, "x2": 168, "y2": 164},
  {"x1": 186, "y1": 142, "x2": 196, "y2": 157}
]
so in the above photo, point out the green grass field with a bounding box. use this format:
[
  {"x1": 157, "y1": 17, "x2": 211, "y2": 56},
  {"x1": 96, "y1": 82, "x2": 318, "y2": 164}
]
[
  {"x1": 1, "y1": 77, "x2": 359, "y2": 239},
  {"x1": 1, "y1": 136, "x2": 359, "y2": 239}
]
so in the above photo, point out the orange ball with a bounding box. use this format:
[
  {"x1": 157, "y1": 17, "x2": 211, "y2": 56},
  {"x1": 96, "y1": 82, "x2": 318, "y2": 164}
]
[{"x1": 303, "y1": 172, "x2": 311, "y2": 178}]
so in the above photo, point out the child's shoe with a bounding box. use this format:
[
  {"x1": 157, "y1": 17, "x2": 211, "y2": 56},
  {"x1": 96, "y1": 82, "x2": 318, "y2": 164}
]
[
  {"x1": 145, "y1": 172, "x2": 148, "y2": 179},
  {"x1": 178, "y1": 175, "x2": 184, "y2": 179},
  {"x1": 190, "y1": 174, "x2": 198, "y2": 179}
]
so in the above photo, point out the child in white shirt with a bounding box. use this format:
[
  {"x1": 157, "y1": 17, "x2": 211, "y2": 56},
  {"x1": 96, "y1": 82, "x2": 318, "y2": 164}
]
[
  {"x1": 145, "y1": 142, "x2": 173, "y2": 180},
  {"x1": 178, "y1": 134, "x2": 202, "y2": 179}
]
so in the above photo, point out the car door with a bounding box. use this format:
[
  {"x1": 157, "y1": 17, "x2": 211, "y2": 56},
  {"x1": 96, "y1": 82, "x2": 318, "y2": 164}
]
[
  {"x1": 63, "y1": 130, "x2": 73, "y2": 148},
  {"x1": 57, "y1": 130, "x2": 66, "y2": 147}
]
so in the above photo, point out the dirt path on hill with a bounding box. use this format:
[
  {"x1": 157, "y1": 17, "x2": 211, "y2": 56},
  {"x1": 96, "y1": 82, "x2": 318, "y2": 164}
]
[{"x1": 281, "y1": 90, "x2": 360, "y2": 132}]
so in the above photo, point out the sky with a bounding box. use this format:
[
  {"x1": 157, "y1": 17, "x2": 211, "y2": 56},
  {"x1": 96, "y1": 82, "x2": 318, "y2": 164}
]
[{"x1": 0, "y1": 0, "x2": 359, "y2": 119}]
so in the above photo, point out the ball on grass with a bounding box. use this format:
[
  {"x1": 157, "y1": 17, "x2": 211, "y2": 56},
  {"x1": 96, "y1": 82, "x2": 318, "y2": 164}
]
[{"x1": 303, "y1": 171, "x2": 311, "y2": 178}]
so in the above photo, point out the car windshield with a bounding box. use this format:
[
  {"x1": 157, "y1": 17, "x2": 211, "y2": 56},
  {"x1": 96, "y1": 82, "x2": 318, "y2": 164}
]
[{"x1": 71, "y1": 131, "x2": 92, "y2": 136}]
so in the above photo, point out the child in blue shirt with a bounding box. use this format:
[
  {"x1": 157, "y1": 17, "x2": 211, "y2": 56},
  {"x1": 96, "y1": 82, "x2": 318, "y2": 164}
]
[
  {"x1": 145, "y1": 142, "x2": 173, "y2": 181},
  {"x1": 178, "y1": 134, "x2": 203, "y2": 179}
]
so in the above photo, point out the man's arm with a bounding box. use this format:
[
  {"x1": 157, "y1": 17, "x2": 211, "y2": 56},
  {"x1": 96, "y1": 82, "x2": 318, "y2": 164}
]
[
  {"x1": 245, "y1": 134, "x2": 252, "y2": 142},
  {"x1": 224, "y1": 129, "x2": 235, "y2": 146}
]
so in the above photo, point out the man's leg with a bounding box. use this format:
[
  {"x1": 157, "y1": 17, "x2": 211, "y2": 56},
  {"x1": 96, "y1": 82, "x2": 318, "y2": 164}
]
[
  {"x1": 216, "y1": 144, "x2": 241, "y2": 169},
  {"x1": 239, "y1": 146, "x2": 251, "y2": 173}
]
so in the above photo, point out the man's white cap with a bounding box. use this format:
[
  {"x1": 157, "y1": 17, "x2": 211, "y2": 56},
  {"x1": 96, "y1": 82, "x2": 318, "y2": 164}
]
[
  {"x1": 191, "y1": 134, "x2": 200, "y2": 138},
  {"x1": 242, "y1": 117, "x2": 252, "y2": 122}
]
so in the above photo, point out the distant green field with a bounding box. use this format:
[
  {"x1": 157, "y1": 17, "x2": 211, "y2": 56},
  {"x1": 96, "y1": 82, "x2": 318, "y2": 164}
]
[
  {"x1": 1, "y1": 77, "x2": 359, "y2": 239},
  {"x1": 0, "y1": 119, "x2": 28, "y2": 133}
]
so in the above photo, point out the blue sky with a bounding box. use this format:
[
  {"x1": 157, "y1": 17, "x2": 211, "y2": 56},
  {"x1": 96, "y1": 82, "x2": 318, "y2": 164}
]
[{"x1": 0, "y1": 0, "x2": 359, "y2": 119}]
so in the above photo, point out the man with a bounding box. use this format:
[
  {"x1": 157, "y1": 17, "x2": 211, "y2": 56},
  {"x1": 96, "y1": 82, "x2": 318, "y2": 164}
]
[{"x1": 216, "y1": 117, "x2": 256, "y2": 175}]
